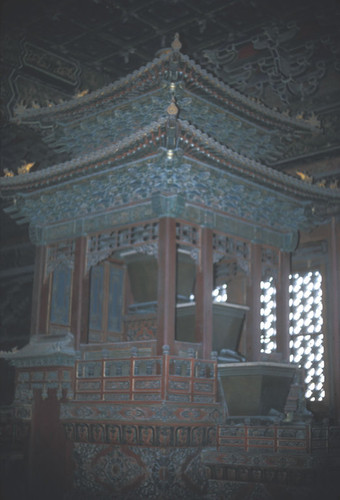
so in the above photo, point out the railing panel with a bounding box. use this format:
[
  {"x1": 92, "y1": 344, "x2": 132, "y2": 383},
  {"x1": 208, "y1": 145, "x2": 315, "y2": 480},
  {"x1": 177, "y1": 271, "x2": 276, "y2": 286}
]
[{"x1": 74, "y1": 355, "x2": 217, "y2": 403}]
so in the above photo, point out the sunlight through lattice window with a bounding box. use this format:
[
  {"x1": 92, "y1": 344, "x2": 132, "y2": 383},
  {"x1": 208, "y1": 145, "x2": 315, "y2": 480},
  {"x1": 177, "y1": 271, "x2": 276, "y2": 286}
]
[
  {"x1": 260, "y1": 270, "x2": 325, "y2": 401},
  {"x1": 212, "y1": 283, "x2": 228, "y2": 303},
  {"x1": 260, "y1": 278, "x2": 277, "y2": 353},
  {"x1": 289, "y1": 271, "x2": 324, "y2": 401},
  {"x1": 189, "y1": 284, "x2": 228, "y2": 303}
]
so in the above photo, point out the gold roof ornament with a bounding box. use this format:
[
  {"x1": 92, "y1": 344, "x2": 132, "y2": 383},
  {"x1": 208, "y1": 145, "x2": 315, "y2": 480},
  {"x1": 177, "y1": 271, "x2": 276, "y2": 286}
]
[
  {"x1": 167, "y1": 97, "x2": 179, "y2": 117},
  {"x1": 3, "y1": 168, "x2": 14, "y2": 177},
  {"x1": 76, "y1": 89, "x2": 89, "y2": 98},
  {"x1": 2, "y1": 162, "x2": 35, "y2": 177},
  {"x1": 171, "y1": 33, "x2": 182, "y2": 52},
  {"x1": 296, "y1": 171, "x2": 313, "y2": 184},
  {"x1": 17, "y1": 162, "x2": 35, "y2": 175}
]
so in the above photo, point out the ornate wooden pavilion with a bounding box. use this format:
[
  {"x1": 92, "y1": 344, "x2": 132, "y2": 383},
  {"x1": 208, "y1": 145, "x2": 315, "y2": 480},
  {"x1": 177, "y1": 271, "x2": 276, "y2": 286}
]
[{"x1": 1, "y1": 35, "x2": 339, "y2": 500}]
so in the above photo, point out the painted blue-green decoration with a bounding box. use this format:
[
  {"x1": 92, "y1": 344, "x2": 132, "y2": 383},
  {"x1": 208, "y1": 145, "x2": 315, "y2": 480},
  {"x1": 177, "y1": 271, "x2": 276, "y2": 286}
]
[
  {"x1": 50, "y1": 265, "x2": 72, "y2": 326},
  {"x1": 2, "y1": 44, "x2": 339, "y2": 253},
  {"x1": 108, "y1": 265, "x2": 124, "y2": 333},
  {"x1": 89, "y1": 264, "x2": 104, "y2": 332},
  {"x1": 89, "y1": 263, "x2": 124, "y2": 340}
]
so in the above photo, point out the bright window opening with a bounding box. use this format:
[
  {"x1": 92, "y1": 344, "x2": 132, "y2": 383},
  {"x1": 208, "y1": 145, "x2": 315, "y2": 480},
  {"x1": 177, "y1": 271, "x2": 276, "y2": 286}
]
[
  {"x1": 189, "y1": 284, "x2": 228, "y2": 302},
  {"x1": 212, "y1": 283, "x2": 228, "y2": 302},
  {"x1": 260, "y1": 270, "x2": 325, "y2": 401},
  {"x1": 260, "y1": 277, "x2": 277, "y2": 353}
]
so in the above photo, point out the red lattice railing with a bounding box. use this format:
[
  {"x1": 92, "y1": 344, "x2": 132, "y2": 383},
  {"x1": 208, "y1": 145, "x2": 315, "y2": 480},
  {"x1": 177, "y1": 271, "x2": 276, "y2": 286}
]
[{"x1": 75, "y1": 354, "x2": 217, "y2": 403}]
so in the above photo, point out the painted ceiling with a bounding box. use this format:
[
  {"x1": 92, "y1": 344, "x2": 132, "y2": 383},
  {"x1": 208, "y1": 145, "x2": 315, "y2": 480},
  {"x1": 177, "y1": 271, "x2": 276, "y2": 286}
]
[{"x1": 1, "y1": 0, "x2": 340, "y2": 185}]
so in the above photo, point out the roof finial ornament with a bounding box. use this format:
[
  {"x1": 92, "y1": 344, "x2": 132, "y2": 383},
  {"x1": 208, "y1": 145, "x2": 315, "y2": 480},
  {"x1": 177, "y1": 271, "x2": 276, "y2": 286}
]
[
  {"x1": 17, "y1": 161, "x2": 35, "y2": 175},
  {"x1": 171, "y1": 33, "x2": 182, "y2": 52},
  {"x1": 167, "y1": 96, "x2": 179, "y2": 117}
]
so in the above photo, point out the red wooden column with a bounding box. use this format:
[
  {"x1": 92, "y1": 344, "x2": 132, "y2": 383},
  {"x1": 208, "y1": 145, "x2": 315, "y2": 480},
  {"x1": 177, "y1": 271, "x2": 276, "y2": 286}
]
[
  {"x1": 329, "y1": 217, "x2": 340, "y2": 424},
  {"x1": 196, "y1": 227, "x2": 213, "y2": 359},
  {"x1": 71, "y1": 236, "x2": 89, "y2": 350},
  {"x1": 30, "y1": 244, "x2": 49, "y2": 336},
  {"x1": 276, "y1": 251, "x2": 291, "y2": 362},
  {"x1": 246, "y1": 243, "x2": 262, "y2": 361},
  {"x1": 157, "y1": 217, "x2": 176, "y2": 355}
]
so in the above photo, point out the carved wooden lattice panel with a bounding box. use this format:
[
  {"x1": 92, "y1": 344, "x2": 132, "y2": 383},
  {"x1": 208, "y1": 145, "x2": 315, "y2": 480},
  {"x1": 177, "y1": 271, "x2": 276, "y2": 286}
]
[
  {"x1": 212, "y1": 232, "x2": 250, "y2": 275},
  {"x1": 260, "y1": 277, "x2": 277, "y2": 354},
  {"x1": 74, "y1": 355, "x2": 217, "y2": 403},
  {"x1": 260, "y1": 270, "x2": 325, "y2": 401},
  {"x1": 46, "y1": 240, "x2": 75, "y2": 276},
  {"x1": 176, "y1": 222, "x2": 199, "y2": 247},
  {"x1": 86, "y1": 222, "x2": 159, "y2": 270},
  {"x1": 289, "y1": 271, "x2": 325, "y2": 401}
]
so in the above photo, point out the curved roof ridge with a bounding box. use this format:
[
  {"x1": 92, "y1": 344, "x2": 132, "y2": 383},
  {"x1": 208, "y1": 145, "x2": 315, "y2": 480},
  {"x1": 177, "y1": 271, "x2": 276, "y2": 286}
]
[
  {"x1": 0, "y1": 117, "x2": 168, "y2": 191},
  {"x1": 2, "y1": 116, "x2": 338, "y2": 205},
  {"x1": 177, "y1": 118, "x2": 339, "y2": 201},
  {"x1": 10, "y1": 51, "x2": 173, "y2": 121},
  {"x1": 11, "y1": 45, "x2": 319, "y2": 134}
]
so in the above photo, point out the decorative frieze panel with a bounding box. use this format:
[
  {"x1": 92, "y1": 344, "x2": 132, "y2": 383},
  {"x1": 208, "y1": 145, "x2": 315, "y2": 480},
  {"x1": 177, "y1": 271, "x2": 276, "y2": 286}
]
[
  {"x1": 60, "y1": 401, "x2": 223, "y2": 424},
  {"x1": 212, "y1": 232, "x2": 250, "y2": 279},
  {"x1": 86, "y1": 222, "x2": 159, "y2": 270},
  {"x1": 46, "y1": 240, "x2": 75, "y2": 276},
  {"x1": 63, "y1": 422, "x2": 217, "y2": 448}
]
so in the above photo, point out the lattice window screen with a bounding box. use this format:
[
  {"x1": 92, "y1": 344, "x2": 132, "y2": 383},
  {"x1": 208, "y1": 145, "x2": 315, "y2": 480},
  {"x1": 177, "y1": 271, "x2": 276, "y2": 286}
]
[
  {"x1": 260, "y1": 278, "x2": 277, "y2": 353},
  {"x1": 212, "y1": 284, "x2": 228, "y2": 302},
  {"x1": 260, "y1": 270, "x2": 325, "y2": 401},
  {"x1": 289, "y1": 271, "x2": 324, "y2": 401}
]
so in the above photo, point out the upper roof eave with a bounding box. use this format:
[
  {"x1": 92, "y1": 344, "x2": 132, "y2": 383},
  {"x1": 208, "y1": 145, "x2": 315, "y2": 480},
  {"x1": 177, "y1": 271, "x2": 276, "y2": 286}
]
[
  {"x1": 10, "y1": 42, "x2": 320, "y2": 135},
  {"x1": 1, "y1": 118, "x2": 338, "y2": 210}
]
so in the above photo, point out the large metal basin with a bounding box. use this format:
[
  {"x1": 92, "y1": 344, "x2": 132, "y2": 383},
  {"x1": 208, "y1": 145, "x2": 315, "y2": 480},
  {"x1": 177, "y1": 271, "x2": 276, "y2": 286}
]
[{"x1": 218, "y1": 361, "x2": 296, "y2": 416}]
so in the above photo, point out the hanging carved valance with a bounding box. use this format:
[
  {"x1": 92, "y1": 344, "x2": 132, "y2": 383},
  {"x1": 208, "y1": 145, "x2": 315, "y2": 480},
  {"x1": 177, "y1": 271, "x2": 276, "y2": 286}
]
[
  {"x1": 46, "y1": 240, "x2": 75, "y2": 276},
  {"x1": 86, "y1": 222, "x2": 159, "y2": 271},
  {"x1": 212, "y1": 232, "x2": 250, "y2": 277}
]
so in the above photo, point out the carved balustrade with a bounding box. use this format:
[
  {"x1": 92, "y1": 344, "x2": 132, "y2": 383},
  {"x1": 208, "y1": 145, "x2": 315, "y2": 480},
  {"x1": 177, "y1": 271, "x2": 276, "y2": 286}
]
[{"x1": 75, "y1": 354, "x2": 217, "y2": 403}]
